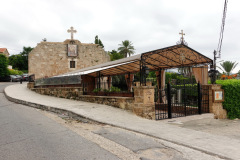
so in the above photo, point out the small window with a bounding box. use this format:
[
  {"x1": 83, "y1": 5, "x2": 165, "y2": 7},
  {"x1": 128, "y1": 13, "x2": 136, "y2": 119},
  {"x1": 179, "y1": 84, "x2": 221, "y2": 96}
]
[{"x1": 70, "y1": 61, "x2": 75, "y2": 68}]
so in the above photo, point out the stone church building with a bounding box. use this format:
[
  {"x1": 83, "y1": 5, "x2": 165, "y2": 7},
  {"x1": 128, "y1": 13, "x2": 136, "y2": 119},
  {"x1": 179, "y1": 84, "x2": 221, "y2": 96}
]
[{"x1": 29, "y1": 27, "x2": 110, "y2": 79}]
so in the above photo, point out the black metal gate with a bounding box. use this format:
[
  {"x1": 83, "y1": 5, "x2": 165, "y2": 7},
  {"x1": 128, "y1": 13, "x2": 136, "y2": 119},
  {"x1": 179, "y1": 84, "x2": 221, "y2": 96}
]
[{"x1": 155, "y1": 81, "x2": 209, "y2": 120}]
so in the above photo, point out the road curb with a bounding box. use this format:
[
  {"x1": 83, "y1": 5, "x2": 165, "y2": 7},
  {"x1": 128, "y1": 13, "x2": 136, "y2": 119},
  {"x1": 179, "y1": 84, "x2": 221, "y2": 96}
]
[{"x1": 3, "y1": 88, "x2": 98, "y2": 123}]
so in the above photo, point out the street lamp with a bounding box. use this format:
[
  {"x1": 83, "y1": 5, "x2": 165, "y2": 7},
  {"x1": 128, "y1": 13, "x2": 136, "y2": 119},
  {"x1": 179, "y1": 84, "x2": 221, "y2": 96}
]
[{"x1": 208, "y1": 68, "x2": 220, "y2": 84}]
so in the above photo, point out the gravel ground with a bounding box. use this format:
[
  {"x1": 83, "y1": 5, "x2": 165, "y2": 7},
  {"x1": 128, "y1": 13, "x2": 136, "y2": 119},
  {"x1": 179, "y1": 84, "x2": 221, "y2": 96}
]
[{"x1": 40, "y1": 110, "x2": 224, "y2": 160}]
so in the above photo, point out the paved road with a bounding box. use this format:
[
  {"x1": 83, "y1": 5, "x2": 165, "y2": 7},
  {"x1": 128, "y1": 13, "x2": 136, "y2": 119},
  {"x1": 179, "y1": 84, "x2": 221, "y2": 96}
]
[
  {"x1": 0, "y1": 83, "x2": 225, "y2": 160},
  {"x1": 0, "y1": 83, "x2": 118, "y2": 160}
]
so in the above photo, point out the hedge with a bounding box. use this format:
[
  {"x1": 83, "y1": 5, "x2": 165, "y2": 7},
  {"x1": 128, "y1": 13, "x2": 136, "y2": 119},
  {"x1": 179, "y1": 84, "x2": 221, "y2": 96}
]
[
  {"x1": 8, "y1": 69, "x2": 23, "y2": 75},
  {"x1": 216, "y1": 79, "x2": 240, "y2": 119}
]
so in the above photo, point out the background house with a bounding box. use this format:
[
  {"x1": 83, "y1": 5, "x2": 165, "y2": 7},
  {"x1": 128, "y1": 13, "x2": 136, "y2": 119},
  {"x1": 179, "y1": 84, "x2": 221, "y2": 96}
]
[{"x1": 0, "y1": 48, "x2": 10, "y2": 58}]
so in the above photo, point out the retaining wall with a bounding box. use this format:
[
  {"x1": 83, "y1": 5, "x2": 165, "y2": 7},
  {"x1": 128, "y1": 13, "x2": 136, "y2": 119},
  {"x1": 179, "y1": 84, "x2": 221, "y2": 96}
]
[{"x1": 31, "y1": 87, "x2": 134, "y2": 112}]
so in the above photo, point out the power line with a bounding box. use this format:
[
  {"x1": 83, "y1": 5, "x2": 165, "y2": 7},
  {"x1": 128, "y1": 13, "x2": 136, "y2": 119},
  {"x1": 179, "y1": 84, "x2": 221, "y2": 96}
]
[{"x1": 217, "y1": 0, "x2": 228, "y2": 57}]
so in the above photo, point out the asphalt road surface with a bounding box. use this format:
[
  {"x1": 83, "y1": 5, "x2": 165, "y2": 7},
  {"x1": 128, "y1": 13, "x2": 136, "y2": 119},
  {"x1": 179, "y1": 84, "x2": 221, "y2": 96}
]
[
  {"x1": 0, "y1": 83, "x2": 224, "y2": 160},
  {"x1": 0, "y1": 83, "x2": 118, "y2": 160}
]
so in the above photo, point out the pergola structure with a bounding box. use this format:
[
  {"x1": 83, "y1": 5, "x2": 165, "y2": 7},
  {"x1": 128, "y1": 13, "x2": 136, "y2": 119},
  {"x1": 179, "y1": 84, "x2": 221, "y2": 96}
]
[
  {"x1": 33, "y1": 42, "x2": 214, "y2": 120},
  {"x1": 55, "y1": 44, "x2": 213, "y2": 86}
]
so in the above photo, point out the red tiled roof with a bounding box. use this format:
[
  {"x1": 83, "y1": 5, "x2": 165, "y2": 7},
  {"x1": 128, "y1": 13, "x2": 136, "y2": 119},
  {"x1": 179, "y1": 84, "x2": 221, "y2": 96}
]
[{"x1": 0, "y1": 48, "x2": 7, "y2": 53}]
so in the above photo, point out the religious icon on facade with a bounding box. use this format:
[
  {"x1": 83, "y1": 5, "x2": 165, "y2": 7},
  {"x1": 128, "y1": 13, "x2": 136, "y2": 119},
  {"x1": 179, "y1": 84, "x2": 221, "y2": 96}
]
[
  {"x1": 67, "y1": 44, "x2": 78, "y2": 57},
  {"x1": 213, "y1": 89, "x2": 224, "y2": 102}
]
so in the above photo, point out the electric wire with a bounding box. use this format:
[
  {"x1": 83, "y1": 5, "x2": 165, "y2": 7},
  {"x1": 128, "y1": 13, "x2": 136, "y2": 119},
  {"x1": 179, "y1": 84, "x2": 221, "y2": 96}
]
[{"x1": 217, "y1": 0, "x2": 228, "y2": 57}]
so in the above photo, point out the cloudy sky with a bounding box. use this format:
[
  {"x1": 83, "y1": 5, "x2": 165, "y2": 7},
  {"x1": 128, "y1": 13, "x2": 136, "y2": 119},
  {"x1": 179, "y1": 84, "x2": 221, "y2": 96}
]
[{"x1": 0, "y1": 0, "x2": 239, "y2": 72}]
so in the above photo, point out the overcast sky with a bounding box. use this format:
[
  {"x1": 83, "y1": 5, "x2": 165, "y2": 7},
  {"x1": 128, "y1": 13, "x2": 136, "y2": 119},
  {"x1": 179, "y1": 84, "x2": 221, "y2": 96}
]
[{"x1": 0, "y1": 0, "x2": 239, "y2": 72}]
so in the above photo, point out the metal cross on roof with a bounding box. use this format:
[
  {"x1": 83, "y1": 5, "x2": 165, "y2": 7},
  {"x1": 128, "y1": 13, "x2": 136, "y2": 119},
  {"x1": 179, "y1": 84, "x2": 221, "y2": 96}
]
[
  {"x1": 179, "y1": 30, "x2": 185, "y2": 42},
  {"x1": 177, "y1": 30, "x2": 188, "y2": 46},
  {"x1": 67, "y1": 26, "x2": 77, "y2": 40}
]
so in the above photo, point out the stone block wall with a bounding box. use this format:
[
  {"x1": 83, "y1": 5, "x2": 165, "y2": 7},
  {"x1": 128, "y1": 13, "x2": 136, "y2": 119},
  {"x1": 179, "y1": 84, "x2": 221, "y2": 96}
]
[
  {"x1": 29, "y1": 39, "x2": 110, "y2": 79},
  {"x1": 78, "y1": 96, "x2": 134, "y2": 111},
  {"x1": 31, "y1": 87, "x2": 134, "y2": 111},
  {"x1": 133, "y1": 85, "x2": 155, "y2": 120},
  {"x1": 30, "y1": 80, "x2": 157, "y2": 120},
  {"x1": 27, "y1": 82, "x2": 35, "y2": 89},
  {"x1": 32, "y1": 87, "x2": 83, "y2": 99},
  {"x1": 203, "y1": 84, "x2": 227, "y2": 119}
]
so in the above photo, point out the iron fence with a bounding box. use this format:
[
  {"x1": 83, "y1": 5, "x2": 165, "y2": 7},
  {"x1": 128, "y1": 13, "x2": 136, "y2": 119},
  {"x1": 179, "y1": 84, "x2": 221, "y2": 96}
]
[
  {"x1": 82, "y1": 81, "x2": 135, "y2": 97},
  {"x1": 155, "y1": 80, "x2": 209, "y2": 120}
]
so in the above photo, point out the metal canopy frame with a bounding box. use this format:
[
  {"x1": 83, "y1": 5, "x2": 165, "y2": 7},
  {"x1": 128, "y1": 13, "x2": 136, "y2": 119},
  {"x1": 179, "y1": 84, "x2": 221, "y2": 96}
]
[
  {"x1": 54, "y1": 44, "x2": 213, "y2": 86},
  {"x1": 140, "y1": 44, "x2": 213, "y2": 85}
]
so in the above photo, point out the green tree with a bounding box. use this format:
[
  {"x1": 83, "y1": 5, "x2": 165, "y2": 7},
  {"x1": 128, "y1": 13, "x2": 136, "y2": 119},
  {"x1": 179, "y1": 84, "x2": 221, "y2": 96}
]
[
  {"x1": 20, "y1": 46, "x2": 33, "y2": 70},
  {"x1": 8, "y1": 54, "x2": 23, "y2": 70},
  {"x1": 218, "y1": 61, "x2": 238, "y2": 76},
  {"x1": 8, "y1": 46, "x2": 33, "y2": 71},
  {"x1": 109, "y1": 50, "x2": 124, "y2": 61},
  {"x1": 0, "y1": 54, "x2": 9, "y2": 77},
  {"x1": 118, "y1": 40, "x2": 135, "y2": 58},
  {"x1": 94, "y1": 35, "x2": 104, "y2": 48}
]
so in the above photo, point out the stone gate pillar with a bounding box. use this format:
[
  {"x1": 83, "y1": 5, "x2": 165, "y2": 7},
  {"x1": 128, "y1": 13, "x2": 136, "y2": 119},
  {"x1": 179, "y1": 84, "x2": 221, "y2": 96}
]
[
  {"x1": 133, "y1": 83, "x2": 155, "y2": 119},
  {"x1": 204, "y1": 84, "x2": 227, "y2": 119}
]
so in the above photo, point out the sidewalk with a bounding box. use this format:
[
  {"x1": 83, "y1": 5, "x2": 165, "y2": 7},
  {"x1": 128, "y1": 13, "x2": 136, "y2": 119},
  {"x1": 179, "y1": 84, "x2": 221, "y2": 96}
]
[{"x1": 4, "y1": 83, "x2": 240, "y2": 160}]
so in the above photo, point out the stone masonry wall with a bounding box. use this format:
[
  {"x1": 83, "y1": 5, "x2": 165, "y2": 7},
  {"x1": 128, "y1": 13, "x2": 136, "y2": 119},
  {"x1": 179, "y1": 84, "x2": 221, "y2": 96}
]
[
  {"x1": 133, "y1": 85, "x2": 155, "y2": 120},
  {"x1": 78, "y1": 96, "x2": 134, "y2": 111},
  {"x1": 32, "y1": 87, "x2": 83, "y2": 99},
  {"x1": 31, "y1": 87, "x2": 134, "y2": 111},
  {"x1": 29, "y1": 39, "x2": 110, "y2": 79},
  {"x1": 30, "y1": 81, "x2": 156, "y2": 120},
  {"x1": 203, "y1": 84, "x2": 227, "y2": 119}
]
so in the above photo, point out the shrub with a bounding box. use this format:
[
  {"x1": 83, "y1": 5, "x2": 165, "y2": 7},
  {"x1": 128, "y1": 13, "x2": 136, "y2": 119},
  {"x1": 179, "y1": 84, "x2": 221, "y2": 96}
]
[
  {"x1": 103, "y1": 89, "x2": 109, "y2": 92},
  {"x1": 165, "y1": 72, "x2": 196, "y2": 84},
  {"x1": 216, "y1": 79, "x2": 240, "y2": 119},
  {"x1": 110, "y1": 86, "x2": 121, "y2": 92},
  {"x1": 8, "y1": 69, "x2": 23, "y2": 75},
  {"x1": 93, "y1": 88, "x2": 101, "y2": 93}
]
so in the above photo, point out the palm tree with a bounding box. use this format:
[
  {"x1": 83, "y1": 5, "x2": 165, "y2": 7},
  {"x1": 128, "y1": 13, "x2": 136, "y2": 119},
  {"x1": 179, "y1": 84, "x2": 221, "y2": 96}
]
[
  {"x1": 218, "y1": 61, "x2": 238, "y2": 76},
  {"x1": 118, "y1": 40, "x2": 135, "y2": 58}
]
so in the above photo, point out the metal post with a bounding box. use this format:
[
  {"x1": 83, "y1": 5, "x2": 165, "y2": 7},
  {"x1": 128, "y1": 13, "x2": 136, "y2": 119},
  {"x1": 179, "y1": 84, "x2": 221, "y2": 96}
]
[
  {"x1": 198, "y1": 82, "x2": 202, "y2": 114},
  {"x1": 140, "y1": 56, "x2": 147, "y2": 86},
  {"x1": 128, "y1": 72, "x2": 130, "y2": 92},
  {"x1": 159, "y1": 69, "x2": 162, "y2": 103},
  {"x1": 98, "y1": 71, "x2": 101, "y2": 89},
  {"x1": 184, "y1": 81, "x2": 187, "y2": 116},
  {"x1": 167, "y1": 82, "x2": 172, "y2": 119},
  {"x1": 211, "y1": 50, "x2": 217, "y2": 84},
  {"x1": 140, "y1": 60, "x2": 143, "y2": 86}
]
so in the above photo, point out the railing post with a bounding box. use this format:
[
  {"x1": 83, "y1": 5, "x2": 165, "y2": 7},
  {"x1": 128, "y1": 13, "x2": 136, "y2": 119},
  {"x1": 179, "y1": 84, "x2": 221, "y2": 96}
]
[
  {"x1": 97, "y1": 71, "x2": 101, "y2": 89},
  {"x1": 184, "y1": 81, "x2": 187, "y2": 116},
  {"x1": 198, "y1": 82, "x2": 202, "y2": 114},
  {"x1": 167, "y1": 82, "x2": 172, "y2": 119}
]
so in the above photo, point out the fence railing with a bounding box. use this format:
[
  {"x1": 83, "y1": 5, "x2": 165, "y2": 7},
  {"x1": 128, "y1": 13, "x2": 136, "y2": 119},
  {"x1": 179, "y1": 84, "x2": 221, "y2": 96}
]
[
  {"x1": 35, "y1": 75, "x2": 81, "y2": 86},
  {"x1": 82, "y1": 81, "x2": 135, "y2": 97},
  {"x1": 155, "y1": 81, "x2": 208, "y2": 120}
]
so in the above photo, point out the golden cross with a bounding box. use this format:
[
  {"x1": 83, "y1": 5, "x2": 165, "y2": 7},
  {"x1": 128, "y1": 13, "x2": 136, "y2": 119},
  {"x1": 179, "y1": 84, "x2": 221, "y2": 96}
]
[{"x1": 179, "y1": 30, "x2": 185, "y2": 41}]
